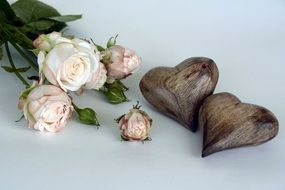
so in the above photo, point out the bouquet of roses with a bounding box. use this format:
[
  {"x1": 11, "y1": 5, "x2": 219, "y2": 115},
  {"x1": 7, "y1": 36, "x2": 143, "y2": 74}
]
[{"x1": 0, "y1": 0, "x2": 142, "y2": 133}]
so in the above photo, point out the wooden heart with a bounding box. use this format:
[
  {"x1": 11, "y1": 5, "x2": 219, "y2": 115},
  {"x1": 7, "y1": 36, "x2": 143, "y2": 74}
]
[
  {"x1": 139, "y1": 57, "x2": 219, "y2": 132},
  {"x1": 199, "y1": 92, "x2": 279, "y2": 157}
]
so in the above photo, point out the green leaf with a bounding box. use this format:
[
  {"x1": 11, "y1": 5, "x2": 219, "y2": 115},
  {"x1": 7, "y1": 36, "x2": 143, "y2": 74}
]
[
  {"x1": 144, "y1": 137, "x2": 152, "y2": 141},
  {"x1": 72, "y1": 103, "x2": 100, "y2": 126},
  {"x1": 116, "y1": 80, "x2": 129, "y2": 91},
  {"x1": 0, "y1": 0, "x2": 16, "y2": 21},
  {"x1": 101, "y1": 80, "x2": 129, "y2": 104},
  {"x1": 107, "y1": 34, "x2": 119, "y2": 49},
  {"x1": 95, "y1": 44, "x2": 105, "y2": 52},
  {"x1": 47, "y1": 22, "x2": 66, "y2": 33},
  {"x1": 20, "y1": 21, "x2": 65, "y2": 34},
  {"x1": 47, "y1": 14, "x2": 82, "y2": 22},
  {"x1": 18, "y1": 66, "x2": 31, "y2": 72},
  {"x1": 26, "y1": 20, "x2": 55, "y2": 31},
  {"x1": 108, "y1": 80, "x2": 129, "y2": 91},
  {"x1": 89, "y1": 39, "x2": 105, "y2": 52},
  {"x1": 120, "y1": 135, "x2": 152, "y2": 142},
  {"x1": 11, "y1": 0, "x2": 61, "y2": 24},
  {"x1": 1, "y1": 65, "x2": 31, "y2": 73},
  {"x1": 0, "y1": 11, "x2": 7, "y2": 22},
  {"x1": 0, "y1": 22, "x2": 34, "y2": 49},
  {"x1": 15, "y1": 114, "x2": 25, "y2": 122},
  {"x1": 1, "y1": 66, "x2": 14, "y2": 73},
  {"x1": 103, "y1": 87, "x2": 128, "y2": 104}
]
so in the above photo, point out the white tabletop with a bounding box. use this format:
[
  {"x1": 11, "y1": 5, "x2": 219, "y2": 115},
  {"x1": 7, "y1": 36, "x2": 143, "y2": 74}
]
[{"x1": 1, "y1": 0, "x2": 284, "y2": 189}]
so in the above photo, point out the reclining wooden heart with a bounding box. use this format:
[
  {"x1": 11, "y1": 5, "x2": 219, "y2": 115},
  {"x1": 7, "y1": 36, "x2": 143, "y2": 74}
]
[
  {"x1": 199, "y1": 92, "x2": 279, "y2": 157},
  {"x1": 139, "y1": 57, "x2": 219, "y2": 132}
]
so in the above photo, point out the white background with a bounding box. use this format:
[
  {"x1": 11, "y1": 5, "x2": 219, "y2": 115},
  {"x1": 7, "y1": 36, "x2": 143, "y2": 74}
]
[{"x1": 0, "y1": 0, "x2": 284, "y2": 189}]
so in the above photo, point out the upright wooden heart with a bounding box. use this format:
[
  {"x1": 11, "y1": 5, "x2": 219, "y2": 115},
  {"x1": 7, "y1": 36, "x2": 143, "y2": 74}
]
[
  {"x1": 199, "y1": 92, "x2": 279, "y2": 157},
  {"x1": 139, "y1": 57, "x2": 219, "y2": 132}
]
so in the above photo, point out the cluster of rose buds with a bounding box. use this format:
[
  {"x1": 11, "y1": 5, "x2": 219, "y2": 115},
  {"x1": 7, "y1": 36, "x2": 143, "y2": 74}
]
[{"x1": 18, "y1": 32, "x2": 142, "y2": 133}]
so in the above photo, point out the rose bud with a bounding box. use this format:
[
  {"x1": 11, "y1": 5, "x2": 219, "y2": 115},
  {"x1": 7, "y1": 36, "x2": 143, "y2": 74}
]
[
  {"x1": 33, "y1": 31, "x2": 62, "y2": 52},
  {"x1": 106, "y1": 45, "x2": 141, "y2": 79},
  {"x1": 72, "y1": 103, "x2": 100, "y2": 126},
  {"x1": 116, "y1": 102, "x2": 152, "y2": 141},
  {"x1": 23, "y1": 85, "x2": 73, "y2": 133}
]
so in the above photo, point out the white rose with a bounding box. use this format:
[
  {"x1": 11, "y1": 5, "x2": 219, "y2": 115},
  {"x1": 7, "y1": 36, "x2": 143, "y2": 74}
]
[
  {"x1": 106, "y1": 45, "x2": 141, "y2": 79},
  {"x1": 38, "y1": 37, "x2": 101, "y2": 91},
  {"x1": 118, "y1": 104, "x2": 152, "y2": 141},
  {"x1": 23, "y1": 85, "x2": 73, "y2": 133}
]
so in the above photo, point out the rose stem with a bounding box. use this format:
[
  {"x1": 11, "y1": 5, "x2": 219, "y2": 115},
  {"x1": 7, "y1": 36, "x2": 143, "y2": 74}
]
[
  {"x1": 5, "y1": 42, "x2": 30, "y2": 88},
  {"x1": 9, "y1": 41, "x2": 38, "y2": 72},
  {"x1": 71, "y1": 102, "x2": 80, "y2": 112},
  {"x1": 0, "y1": 23, "x2": 38, "y2": 71},
  {"x1": 0, "y1": 23, "x2": 33, "y2": 49}
]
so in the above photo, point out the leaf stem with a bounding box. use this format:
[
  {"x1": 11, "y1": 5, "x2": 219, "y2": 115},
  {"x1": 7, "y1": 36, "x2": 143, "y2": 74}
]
[{"x1": 4, "y1": 42, "x2": 30, "y2": 88}]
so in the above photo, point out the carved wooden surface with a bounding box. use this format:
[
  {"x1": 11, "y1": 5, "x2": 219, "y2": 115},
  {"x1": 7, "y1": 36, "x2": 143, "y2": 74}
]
[
  {"x1": 199, "y1": 92, "x2": 279, "y2": 157},
  {"x1": 140, "y1": 57, "x2": 219, "y2": 132}
]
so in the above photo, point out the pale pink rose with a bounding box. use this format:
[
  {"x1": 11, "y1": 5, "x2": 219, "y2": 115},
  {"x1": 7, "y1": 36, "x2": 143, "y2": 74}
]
[
  {"x1": 38, "y1": 38, "x2": 101, "y2": 92},
  {"x1": 84, "y1": 62, "x2": 107, "y2": 90},
  {"x1": 106, "y1": 45, "x2": 141, "y2": 79},
  {"x1": 23, "y1": 85, "x2": 73, "y2": 133},
  {"x1": 118, "y1": 105, "x2": 152, "y2": 141}
]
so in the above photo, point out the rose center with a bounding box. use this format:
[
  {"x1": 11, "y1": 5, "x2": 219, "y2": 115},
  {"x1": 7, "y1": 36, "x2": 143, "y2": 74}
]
[
  {"x1": 70, "y1": 57, "x2": 85, "y2": 76},
  {"x1": 42, "y1": 103, "x2": 68, "y2": 123},
  {"x1": 63, "y1": 54, "x2": 89, "y2": 80}
]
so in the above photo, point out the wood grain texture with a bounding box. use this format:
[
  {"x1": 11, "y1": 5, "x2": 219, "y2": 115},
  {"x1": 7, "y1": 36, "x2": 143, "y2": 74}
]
[
  {"x1": 199, "y1": 92, "x2": 279, "y2": 157},
  {"x1": 139, "y1": 57, "x2": 219, "y2": 132}
]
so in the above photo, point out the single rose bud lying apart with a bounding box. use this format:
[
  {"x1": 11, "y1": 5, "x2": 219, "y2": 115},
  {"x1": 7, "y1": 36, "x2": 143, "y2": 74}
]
[{"x1": 116, "y1": 102, "x2": 152, "y2": 141}]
